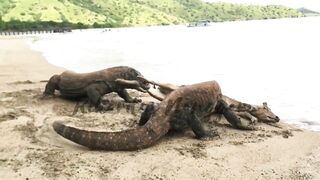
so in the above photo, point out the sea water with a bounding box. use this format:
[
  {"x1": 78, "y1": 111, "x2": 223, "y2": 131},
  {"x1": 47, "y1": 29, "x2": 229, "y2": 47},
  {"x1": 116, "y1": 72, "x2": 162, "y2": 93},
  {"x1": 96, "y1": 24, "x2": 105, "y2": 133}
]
[{"x1": 30, "y1": 17, "x2": 320, "y2": 131}]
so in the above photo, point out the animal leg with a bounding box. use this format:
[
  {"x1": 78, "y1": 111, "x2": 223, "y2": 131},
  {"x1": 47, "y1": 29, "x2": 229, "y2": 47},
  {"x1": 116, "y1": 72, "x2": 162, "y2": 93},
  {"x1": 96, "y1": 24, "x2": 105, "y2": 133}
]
[
  {"x1": 117, "y1": 89, "x2": 141, "y2": 103},
  {"x1": 138, "y1": 102, "x2": 157, "y2": 126},
  {"x1": 216, "y1": 100, "x2": 256, "y2": 130},
  {"x1": 183, "y1": 107, "x2": 218, "y2": 139},
  {"x1": 72, "y1": 99, "x2": 88, "y2": 115},
  {"x1": 236, "y1": 112, "x2": 258, "y2": 124},
  {"x1": 86, "y1": 84, "x2": 110, "y2": 110},
  {"x1": 43, "y1": 75, "x2": 60, "y2": 96}
]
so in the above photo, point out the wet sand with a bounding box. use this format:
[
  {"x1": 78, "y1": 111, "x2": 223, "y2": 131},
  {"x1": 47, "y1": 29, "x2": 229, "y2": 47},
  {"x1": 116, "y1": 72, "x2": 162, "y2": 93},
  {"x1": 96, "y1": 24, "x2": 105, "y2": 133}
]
[{"x1": 0, "y1": 37, "x2": 320, "y2": 179}]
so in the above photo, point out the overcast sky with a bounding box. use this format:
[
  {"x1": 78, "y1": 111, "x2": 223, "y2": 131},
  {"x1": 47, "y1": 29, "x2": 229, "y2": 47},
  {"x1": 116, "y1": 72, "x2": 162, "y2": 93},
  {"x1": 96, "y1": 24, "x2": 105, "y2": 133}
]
[{"x1": 204, "y1": 0, "x2": 320, "y2": 12}]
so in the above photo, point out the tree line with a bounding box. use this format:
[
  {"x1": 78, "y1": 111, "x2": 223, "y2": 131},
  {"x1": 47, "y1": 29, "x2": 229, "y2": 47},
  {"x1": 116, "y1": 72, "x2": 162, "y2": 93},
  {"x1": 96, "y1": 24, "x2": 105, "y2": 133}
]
[{"x1": 0, "y1": 18, "x2": 113, "y2": 32}]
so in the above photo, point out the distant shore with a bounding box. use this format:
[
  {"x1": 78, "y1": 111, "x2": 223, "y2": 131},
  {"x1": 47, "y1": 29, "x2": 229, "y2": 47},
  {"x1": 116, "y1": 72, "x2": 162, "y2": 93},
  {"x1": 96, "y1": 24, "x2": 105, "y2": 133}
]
[{"x1": 0, "y1": 38, "x2": 320, "y2": 179}]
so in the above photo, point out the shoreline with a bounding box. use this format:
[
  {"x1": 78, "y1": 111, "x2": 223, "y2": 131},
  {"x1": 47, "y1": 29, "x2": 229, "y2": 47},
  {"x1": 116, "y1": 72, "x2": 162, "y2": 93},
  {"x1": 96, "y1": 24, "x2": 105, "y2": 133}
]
[
  {"x1": 0, "y1": 37, "x2": 65, "y2": 92},
  {"x1": 0, "y1": 38, "x2": 320, "y2": 179},
  {"x1": 0, "y1": 37, "x2": 64, "y2": 82}
]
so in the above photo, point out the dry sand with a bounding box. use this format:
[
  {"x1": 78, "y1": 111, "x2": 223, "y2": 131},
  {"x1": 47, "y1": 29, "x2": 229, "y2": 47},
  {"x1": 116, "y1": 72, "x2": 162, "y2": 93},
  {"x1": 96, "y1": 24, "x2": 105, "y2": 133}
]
[{"x1": 0, "y1": 37, "x2": 320, "y2": 180}]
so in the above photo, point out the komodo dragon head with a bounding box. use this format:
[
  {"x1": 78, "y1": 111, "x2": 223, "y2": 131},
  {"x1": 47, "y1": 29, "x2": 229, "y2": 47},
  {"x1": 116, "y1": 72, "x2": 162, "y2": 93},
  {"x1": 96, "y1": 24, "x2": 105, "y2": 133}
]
[
  {"x1": 136, "y1": 75, "x2": 151, "y2": 91},
  {"x1": 251, "y1": 102, "x2": 280, "y2": 123},
  {"x1": 233, "y1": 102, "x2": 280, "y2": 123},
  {"x1": 105, "y1": 67, "x2": 150, "y2": 92},
  {"x1": 125, "y1": 68, "x2": 151, "y2": 92}
]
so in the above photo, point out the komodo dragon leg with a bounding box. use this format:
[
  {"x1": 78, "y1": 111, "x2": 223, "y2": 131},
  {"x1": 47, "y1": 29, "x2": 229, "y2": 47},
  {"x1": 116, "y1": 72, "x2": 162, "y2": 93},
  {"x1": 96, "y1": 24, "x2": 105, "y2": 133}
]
[
  {"x1": 215, "y1": 100, "x2": 256, "y2": 130},
  {"x1": 236, "y1": 112, "x2": 258, "y2": 124},
  {"x1": 86, "y1": 83, "x2": 110, "y2": 109},
  {"x1": 185, "y1": 112, "x2": 219, "y2": 139},
  {"x1": 139, "y1": 102, "x2": 157, "y2": 126},
  {"x1": 117, "y1": 89, "x2": 142, "y2": 103}
]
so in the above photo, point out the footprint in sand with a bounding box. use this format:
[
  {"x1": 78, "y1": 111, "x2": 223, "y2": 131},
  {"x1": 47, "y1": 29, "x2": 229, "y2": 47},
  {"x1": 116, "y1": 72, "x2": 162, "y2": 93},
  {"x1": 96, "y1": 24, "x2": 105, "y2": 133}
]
[{"x1": 0, "y1": 108, "x2": 32, "y2": 122}]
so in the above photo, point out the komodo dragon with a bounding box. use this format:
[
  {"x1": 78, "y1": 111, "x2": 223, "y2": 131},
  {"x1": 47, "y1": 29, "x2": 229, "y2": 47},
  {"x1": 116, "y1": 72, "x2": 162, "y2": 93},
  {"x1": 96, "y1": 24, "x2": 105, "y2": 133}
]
[
  {"x1": 53, "y1": 80, "x2": 254, "y2": 151},
  {"x1": 139, "y1": 77, "x2": 280, "y2": 124},
  {"x1": 43, "y1": 66, "x2": 150, "y2": 108}
]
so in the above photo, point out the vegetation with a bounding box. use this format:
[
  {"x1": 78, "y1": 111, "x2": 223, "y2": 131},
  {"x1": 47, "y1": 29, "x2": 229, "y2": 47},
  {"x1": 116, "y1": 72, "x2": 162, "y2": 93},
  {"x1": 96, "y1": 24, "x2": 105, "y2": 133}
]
[
  {"x1": 0, "y1": 0, "x2": 304, "y2": 31},
  {"x1": 0, "y1": 19, "x2": 100, "y2": 31}
]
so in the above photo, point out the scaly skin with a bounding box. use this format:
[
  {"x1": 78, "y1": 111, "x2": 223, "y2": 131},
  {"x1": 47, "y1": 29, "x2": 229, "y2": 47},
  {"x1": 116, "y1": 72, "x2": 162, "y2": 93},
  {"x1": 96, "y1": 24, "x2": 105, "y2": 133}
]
[
  {"x1": 223, "y1": 96, "x2": 280, "y2": 123},
  {"x1": 140, "y1": 78, "x2": 280, "y2": 123},
  {"x1": 44, "y1": 66, "x2": 150, "y2": 108},
  {"x1": 53, "y1": 81, "x2": 253, "y2": 151}
]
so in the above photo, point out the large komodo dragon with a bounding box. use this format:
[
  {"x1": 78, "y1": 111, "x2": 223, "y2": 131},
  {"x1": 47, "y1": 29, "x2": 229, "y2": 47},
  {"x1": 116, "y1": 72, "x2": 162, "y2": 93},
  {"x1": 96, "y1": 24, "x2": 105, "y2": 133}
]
[
  {"x1": 141, "y1": 78, "x2": 280, "y2": 124},
  {"x1": 43, "y1": 66, "x2": 150, "y2": 108},
  {"x1": 53, "y1": 80, "x2": 255, "y2": 151}
]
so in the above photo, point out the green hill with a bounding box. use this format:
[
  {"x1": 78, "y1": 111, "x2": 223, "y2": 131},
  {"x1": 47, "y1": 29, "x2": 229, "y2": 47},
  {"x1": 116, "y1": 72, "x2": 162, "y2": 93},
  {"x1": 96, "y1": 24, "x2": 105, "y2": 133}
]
[{"x1": 0, "y1": 0, "x2": 303, "y2": 30}]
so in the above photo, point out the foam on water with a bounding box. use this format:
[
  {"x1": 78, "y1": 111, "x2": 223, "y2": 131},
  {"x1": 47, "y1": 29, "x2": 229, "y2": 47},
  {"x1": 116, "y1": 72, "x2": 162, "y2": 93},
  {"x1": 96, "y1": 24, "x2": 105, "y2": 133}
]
[{"x1": 30, "y1": 17, "x2": 320, "y2": 131}]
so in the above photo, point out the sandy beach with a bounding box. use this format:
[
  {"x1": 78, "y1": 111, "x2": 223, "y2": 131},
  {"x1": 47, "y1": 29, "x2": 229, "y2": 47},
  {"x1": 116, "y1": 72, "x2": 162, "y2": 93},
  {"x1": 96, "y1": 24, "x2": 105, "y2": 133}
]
[{"x1": 1, "y1": 37, "x2": 320, "y2": 180}]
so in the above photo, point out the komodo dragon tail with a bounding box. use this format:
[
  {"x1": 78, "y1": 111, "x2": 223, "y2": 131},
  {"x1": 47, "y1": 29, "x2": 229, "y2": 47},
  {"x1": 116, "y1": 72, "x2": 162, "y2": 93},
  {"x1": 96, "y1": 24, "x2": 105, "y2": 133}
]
[{"x1": 53, "y1": 107, "x2": 171, "y2": 150}]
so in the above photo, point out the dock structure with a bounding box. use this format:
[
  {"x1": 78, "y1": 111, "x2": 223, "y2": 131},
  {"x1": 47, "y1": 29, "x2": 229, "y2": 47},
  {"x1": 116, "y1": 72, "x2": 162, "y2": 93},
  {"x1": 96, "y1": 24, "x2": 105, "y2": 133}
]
[{"x1": 0, "y1": 28, "x2": 72, "y2": 36}]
